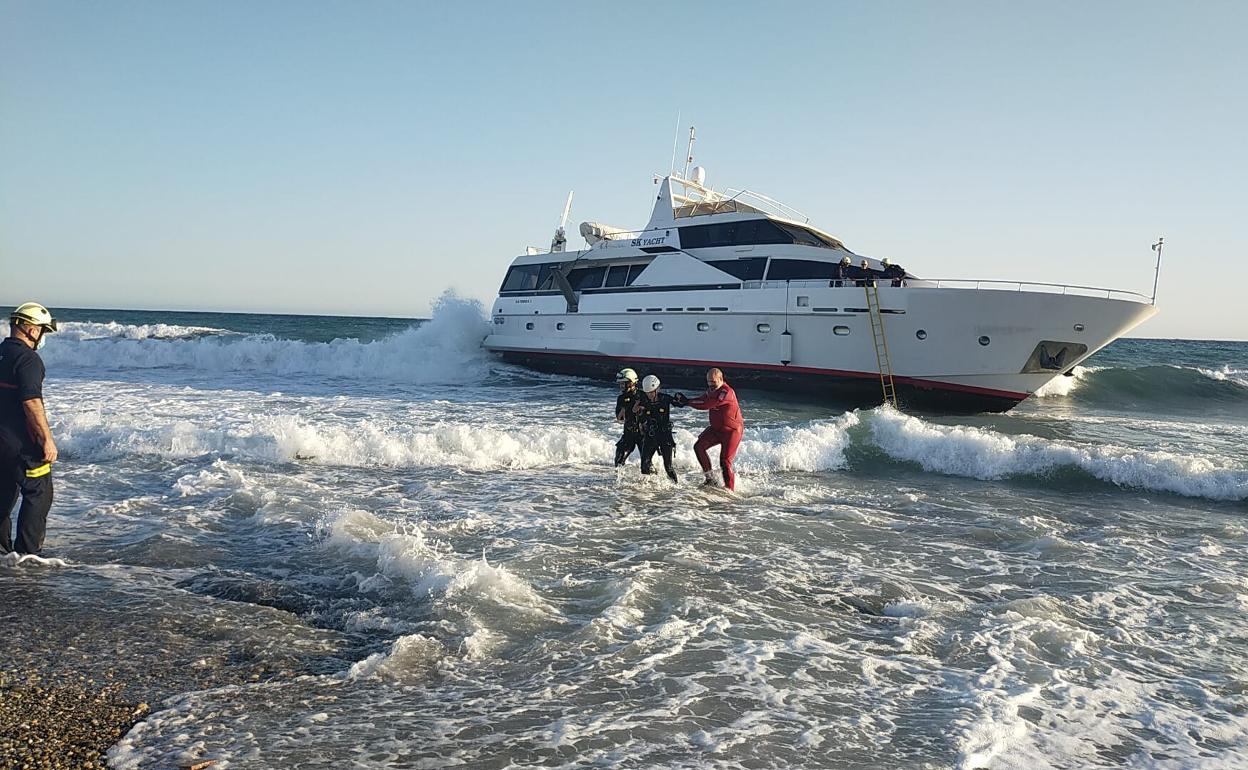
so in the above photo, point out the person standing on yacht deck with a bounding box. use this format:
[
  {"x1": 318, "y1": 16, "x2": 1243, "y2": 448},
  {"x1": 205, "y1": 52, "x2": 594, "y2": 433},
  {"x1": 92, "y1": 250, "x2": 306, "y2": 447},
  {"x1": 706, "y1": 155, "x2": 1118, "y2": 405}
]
[{"x1": 675, "y1": 368, "x2": 744, "y2": 491}]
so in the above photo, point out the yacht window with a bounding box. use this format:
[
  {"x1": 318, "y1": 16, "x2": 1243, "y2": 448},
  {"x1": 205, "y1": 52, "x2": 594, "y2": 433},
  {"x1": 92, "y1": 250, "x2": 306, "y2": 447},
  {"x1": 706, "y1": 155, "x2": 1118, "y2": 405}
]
[
  {"x1": 525, "y1": 322, "x2": 535, "y2": 330},
  {"x1": 626, "y1": 264, "x2": 649, "y2": 284},
  {"x1": 766, "y1": 258, "x2": 838, "y2": 281},
  {"x1": 501, "y1": 264, "x2": 543, "y2": 292},
  {"x1": 605, "y1": 265, "x2": 631, "y2": 287},
  {"x1": 567, "y1": 265, "x2": 608, "y2": 290},
  {"x1": 652, "y1": 322, "x2": 663, "y2": 331},
  {"x1": 704, "y1": 257, "x2": 767, "y2": 281},
  {"x1": 757, "y1": 323, "x2": 771, "y2": 333},
  {"x1": 697, "y1": 322, "x2": 710, "y2": 331},
  {"x1": 679, "y1": 219, "x2": 841, "y2": 250},
  {"x1": 833, "y1": 325, "x2": 850, "y2": 336},
  {"x1": 680, "y1": 219, "x2": 790, "y2": 249},
  {"x1": 556, "y1": 322, "x2": 565, "y2": 330},
  {"x1": 777, "y1": 223, "x2": 839, "y2": 248},
  {"x1": 535, "y1": 263, "x2": 561, "y2": 291}
]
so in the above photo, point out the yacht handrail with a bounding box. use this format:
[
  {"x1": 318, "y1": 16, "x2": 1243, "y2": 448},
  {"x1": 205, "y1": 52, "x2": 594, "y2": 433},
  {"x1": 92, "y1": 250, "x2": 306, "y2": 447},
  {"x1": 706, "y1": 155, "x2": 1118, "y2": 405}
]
[
  {"x1": 720, "y1": 188, "x2": 810, "y2": 224},
  {"x1": 740, "y1": 278, "x2": 1150, "y2": 302},
  {"x1": 667, "y1": 173, "x2": 812, "y2": 224}
]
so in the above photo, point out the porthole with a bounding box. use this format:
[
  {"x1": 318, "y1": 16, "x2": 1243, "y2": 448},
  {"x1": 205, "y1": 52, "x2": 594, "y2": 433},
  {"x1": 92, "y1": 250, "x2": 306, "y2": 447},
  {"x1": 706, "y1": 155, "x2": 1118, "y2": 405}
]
[
  {"x1": 756, "y1": 323, "x2": 771, "y2": 333},
  {"x1": 833, "y1": 325, "x2": 851, "y2": 336},
  {"x1": 978, "y1": 335, "x2": 990, "y2": 346},
  {"x1": 697, "y1": 322, "x2": 710, "y2": 332},
  {"x1": 652, "y1": 322, "x2": 663, "y2": 331},
  {"x1": 525, "y1": 322, "x2": 535, "y2": 330},
  {"x1": 556, "y1": 322, "x2": 565, "y2": 330},
  {"x1": 1073, "y1": 323, "x2": 1085, "y2": 332},
  {"x1": 916, "y1": 329, "x2": 927, "y2": 340}
]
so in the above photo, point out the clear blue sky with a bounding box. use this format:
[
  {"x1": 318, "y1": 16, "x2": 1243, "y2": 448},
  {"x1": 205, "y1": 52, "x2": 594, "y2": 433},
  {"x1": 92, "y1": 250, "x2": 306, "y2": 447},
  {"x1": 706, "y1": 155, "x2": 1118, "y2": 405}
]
[{"x1": 2, "y1": 1, "x2": 1244, "y2": 339}]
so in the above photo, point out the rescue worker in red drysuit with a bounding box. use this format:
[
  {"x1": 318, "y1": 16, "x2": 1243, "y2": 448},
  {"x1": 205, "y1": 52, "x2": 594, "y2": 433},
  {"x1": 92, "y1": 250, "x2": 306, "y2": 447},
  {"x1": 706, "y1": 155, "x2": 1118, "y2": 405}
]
[{"x1": 674, "y1": 368, "x2": 743, "y2": 490}]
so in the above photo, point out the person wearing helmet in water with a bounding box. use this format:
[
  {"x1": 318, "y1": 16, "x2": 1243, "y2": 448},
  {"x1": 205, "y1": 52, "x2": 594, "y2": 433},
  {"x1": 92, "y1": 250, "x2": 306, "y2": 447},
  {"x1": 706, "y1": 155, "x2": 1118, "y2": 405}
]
[
  {"x1": 832, "y1": 255, "x2": 852, "y2": 287},
  {"x1": 0, "y1": 302, "x2": 59, "y2": 555},
  {"x1": 881, "y1": 258, "x2": 906, "y2": 287},
  {"x1": 673, "y1": 368, "x2": 743, "y2": 491},
  {"x1": 613, "y1": 368, "x2": 643, "y2": 466},
  {"x1": 632, "y1": 374, "x2": 684, "y2": 482}
]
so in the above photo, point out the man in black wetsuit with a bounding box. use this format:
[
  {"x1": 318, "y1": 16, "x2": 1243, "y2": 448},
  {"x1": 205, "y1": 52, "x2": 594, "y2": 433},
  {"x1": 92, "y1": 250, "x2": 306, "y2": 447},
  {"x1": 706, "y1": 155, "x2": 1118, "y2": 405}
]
[
  {"x1": 613, "y1": 368, "x2": 643, "y2": 466},
  {"x1": 633, "y1": 374, "x2": 685, "y2": 482},
  {"x1": 1, "y1": 302, "x2": 59, "y2": 556}
]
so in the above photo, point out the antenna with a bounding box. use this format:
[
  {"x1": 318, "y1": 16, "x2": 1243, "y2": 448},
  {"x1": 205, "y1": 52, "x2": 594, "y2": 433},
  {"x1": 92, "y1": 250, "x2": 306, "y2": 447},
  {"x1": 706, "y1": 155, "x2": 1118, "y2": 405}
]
[
  {"x1": 682, "y1": 126, "x2": 696, "y2": 179},
  {"x1": 559, "y1": 191, "x2": 574, "y2": 230},
  {"x1": 550, "y1": 191, "x2": 573, "y2": 253},
  {"x1": 669, "y1": 111, "x2": 681, "y2": 176},
  {"x1": 1150, "y1": 236, "x2": 1164, "y2": 305}
]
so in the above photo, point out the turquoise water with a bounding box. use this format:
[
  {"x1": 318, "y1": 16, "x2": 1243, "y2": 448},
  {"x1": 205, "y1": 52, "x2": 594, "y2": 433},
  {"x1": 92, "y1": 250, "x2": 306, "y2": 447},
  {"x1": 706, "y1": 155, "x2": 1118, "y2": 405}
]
[{"x1": 3, "y1": 300, "x2": 1246, "y2": 769}]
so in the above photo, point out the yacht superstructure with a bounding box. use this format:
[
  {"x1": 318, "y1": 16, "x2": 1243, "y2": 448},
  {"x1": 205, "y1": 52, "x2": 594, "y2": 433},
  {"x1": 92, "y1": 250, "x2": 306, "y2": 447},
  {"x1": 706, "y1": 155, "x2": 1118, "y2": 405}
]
[{"x1": 483, "y1": 162, "x2": 1156, "y2": 413}]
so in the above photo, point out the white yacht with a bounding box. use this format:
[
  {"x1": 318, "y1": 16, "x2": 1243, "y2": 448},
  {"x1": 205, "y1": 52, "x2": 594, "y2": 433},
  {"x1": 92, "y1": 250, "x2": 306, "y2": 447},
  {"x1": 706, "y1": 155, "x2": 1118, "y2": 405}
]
[{"x1": 483, "y1": 162, "x2": 1157, "y2": 413}]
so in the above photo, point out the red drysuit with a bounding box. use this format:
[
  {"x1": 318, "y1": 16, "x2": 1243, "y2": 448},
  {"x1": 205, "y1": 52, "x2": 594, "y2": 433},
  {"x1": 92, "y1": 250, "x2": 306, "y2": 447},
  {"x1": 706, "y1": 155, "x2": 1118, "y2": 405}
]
[{"x1": 687, "y1": 383, "x2": 744, "y2": 490}]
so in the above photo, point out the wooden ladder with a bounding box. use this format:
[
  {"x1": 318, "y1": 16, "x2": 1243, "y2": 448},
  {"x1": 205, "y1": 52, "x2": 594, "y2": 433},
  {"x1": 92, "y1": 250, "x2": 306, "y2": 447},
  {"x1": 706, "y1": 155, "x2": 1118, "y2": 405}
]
[{"x1": 864, "y1": 283, "x2": 898, "y2": 407}]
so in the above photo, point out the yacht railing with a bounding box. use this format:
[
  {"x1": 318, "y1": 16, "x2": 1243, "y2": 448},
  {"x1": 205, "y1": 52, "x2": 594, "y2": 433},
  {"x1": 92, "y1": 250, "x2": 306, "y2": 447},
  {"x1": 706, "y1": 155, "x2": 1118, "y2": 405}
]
[{"x1": 741, "y1": 279, "x2": 1150, "y2": 302}]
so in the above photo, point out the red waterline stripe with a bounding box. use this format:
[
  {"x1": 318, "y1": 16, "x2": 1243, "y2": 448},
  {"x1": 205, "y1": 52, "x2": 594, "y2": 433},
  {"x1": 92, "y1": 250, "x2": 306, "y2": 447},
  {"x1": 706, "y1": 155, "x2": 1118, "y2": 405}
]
[{"x1": 501, "y1": 349, "x2": 1030, "y2": 401}]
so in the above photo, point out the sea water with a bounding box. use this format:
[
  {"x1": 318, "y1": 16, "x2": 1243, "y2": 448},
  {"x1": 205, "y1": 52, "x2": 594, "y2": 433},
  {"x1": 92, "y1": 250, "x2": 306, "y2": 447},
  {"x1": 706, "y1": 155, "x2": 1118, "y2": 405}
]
[{"x1": 2, "y1": 295, "x2": 1246, "y2": 769}]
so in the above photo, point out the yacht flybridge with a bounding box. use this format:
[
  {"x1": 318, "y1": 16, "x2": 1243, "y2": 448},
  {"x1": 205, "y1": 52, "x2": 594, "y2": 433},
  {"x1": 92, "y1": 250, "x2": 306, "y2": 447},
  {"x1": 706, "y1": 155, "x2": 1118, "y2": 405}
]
[{"x1": 483, "y1": 161, "x2": 1157, "y2": 413}]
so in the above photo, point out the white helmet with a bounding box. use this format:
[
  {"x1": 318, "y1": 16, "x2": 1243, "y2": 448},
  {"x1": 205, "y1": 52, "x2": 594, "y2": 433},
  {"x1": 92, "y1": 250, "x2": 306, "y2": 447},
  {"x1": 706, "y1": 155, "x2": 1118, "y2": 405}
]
[
  {"x1": 10, "y1": 302, "x2": 57, "y2": 332},
  {"x1": 882, "y1": 258, "x2": 892, "y2": 267},
  {"x1": 615, "y1": 367, "x2": 638, "y2": 384},
  {"x1": 641, "y1": 375, "x2": 660, "y2": 393}
]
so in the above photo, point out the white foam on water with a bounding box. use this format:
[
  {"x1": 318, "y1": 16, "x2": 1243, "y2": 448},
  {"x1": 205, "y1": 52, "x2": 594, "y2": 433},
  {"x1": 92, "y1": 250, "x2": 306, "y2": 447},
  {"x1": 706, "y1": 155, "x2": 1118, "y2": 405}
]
[
  {"x1": 53, "y1": 320, "x2": 233, "y2": 340},
  {"x1": 344, "y1": 633, "x2": 447, "y2": 682},
  {"x1": 867, "y1": 407, "x2": 1248, "y2": 501},
  {"x1": 1032, "y1": 365, "x2": 1098, "y2": 398},
  {"x1": 321, "y1": 509, "x2": 555, "y2": 618},
  {"x1": 1197, "y1": 364, "x2": 1248, "y2": 387},
  {"x1": 40, "y1": 292, "x2": 492, "y2": 385},
  {"x1": 735, "y1": 411, "x2": 860, "y2": 472},
  {"x1": 0, "y1": 552, "x2": 70, "y2": 568}
]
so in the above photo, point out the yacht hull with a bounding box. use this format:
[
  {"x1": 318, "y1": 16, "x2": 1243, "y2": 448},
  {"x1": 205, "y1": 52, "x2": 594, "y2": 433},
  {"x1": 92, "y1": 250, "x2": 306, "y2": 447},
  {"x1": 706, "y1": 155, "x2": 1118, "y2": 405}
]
[{"x1": 484, "y1": 284, "x2": 1157, "y2": 414}]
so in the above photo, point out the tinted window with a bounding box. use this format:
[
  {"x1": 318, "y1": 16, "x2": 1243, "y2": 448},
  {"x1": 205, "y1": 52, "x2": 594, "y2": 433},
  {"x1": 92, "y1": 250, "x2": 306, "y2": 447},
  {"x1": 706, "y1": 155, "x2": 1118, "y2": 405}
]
[
  {"x1": 536, "y1": 263, "x2": 561, "y2": 290},
  {"x1": 679, "y1": 219, "x2": 791, "y2": 249},
  {"x1": 705, "y1": 258, "x2": 767, "y2": 281},
  {"x1": 568, "y1": 265, "x2": 607, "y2": 290},
  {"x1": 777, "y1": 223, "x2": 837, "y2": 248},
  {"x1": 626, "y1": 264, "x2": 649, "y2": 284},
  {"x1": 605, "y1": 265, "x2": 630, "y2": 287},
  {"x1": 766, "y1": 259, "x2": 839, "y2": 280},
  {"x1": 501, "y1": 264, "x2": 543, "y2": 291}
]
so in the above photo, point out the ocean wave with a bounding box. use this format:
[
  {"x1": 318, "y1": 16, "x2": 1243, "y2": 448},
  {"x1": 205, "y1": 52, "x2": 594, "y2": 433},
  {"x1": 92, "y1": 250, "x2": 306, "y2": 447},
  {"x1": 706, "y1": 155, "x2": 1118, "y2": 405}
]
[
  {"x1": 1033, "y1": 363, "x2": 1248, "y2": 405},
  {"x1": 55, "y1": 401, "x2": 1247, "y2": 501},
  {"x1": 38, "y1": 292, "x2": 492, "y2": 385},
  {"x1": 868, "y1": 407, "x2": 1248, "y2": 501}
]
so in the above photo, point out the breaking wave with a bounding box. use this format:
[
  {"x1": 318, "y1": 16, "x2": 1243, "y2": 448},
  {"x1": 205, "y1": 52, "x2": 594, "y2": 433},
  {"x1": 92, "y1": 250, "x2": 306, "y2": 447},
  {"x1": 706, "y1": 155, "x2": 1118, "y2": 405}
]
[
  {"x1": 39, "y1": 292, "x2": 491, "y2": 385},
  {"x1": 1034, "y1": 363, "x2": 1248, "y2": 406},
  {"x1": 54, "y1": 405, "x2": 1247, "y2": 502}
]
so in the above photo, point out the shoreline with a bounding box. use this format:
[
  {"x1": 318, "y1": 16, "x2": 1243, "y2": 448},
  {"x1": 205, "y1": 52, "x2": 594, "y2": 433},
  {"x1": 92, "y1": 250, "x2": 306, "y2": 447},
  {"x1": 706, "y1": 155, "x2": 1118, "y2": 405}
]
[{"x1": 0, "y1": 672, "x2": 149, "y2": 770}]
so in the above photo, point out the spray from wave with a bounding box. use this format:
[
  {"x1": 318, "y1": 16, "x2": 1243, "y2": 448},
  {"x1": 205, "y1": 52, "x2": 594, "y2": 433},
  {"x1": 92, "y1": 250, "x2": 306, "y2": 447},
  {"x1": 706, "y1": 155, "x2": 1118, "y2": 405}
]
[{"x1": 39, "y1": 291, "x2": 492, "y2": 385}]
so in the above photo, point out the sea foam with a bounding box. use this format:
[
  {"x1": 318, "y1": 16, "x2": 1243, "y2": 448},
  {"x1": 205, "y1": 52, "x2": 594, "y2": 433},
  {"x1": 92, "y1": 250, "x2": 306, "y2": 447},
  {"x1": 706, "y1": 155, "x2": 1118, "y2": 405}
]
[{"x1": 39, "y1": 292, "x2": 492, "y2": 385}]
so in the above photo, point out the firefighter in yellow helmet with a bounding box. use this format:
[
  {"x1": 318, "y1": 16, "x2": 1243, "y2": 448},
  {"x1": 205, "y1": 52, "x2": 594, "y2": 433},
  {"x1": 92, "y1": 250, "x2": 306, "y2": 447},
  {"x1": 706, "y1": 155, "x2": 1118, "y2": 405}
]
[{"x1": 1, "y1": 303, "x2": 59, "y2": 555}]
